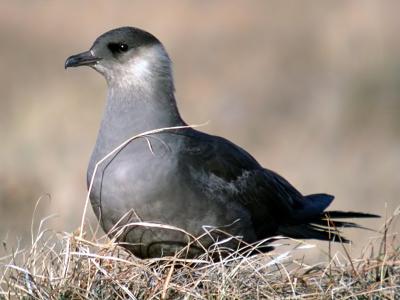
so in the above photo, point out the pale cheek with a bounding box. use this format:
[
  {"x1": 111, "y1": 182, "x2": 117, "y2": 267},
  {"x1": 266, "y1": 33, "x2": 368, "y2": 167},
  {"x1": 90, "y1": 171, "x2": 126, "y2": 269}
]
[
  {"x1": 117, "y1": 58, "x2": 152, "y2": 88},
  {"x1": 130, "y1": 58, "x2": 150, "y2": 79}
]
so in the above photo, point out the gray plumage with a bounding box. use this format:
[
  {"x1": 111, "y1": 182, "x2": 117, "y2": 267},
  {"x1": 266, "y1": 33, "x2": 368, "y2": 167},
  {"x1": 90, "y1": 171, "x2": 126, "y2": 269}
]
[{"x1": 65, "y1": 27, "x2": 378, "y2": 258}]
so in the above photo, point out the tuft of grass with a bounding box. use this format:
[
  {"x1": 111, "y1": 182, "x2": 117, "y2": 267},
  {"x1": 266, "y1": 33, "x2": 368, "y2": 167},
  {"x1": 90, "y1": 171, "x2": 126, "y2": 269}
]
[{"x1": 0, "y1": 215, "x2": 399, "y2": 299}]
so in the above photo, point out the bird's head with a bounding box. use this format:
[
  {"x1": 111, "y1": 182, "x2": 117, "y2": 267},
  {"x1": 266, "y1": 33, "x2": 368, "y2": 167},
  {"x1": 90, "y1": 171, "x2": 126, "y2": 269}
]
[{"x1": 65, "y1": 27, "x2": 173, "y2": 91}]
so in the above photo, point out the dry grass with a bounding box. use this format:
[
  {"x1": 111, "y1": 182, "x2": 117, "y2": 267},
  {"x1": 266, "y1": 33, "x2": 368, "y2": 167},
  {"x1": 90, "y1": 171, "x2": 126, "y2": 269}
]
[{"x1": 0, "y1": 213, "x2": 399, "y2": 299}]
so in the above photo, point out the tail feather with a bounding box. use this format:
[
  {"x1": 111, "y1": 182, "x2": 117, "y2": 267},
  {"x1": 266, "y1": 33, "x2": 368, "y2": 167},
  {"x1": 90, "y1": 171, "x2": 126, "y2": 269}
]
[
  {"x1": 323, "y1": 210, "x2": 380, "y2": 219},
  {"x1": 294, "y1": 193, "x2": 334, "y2": 220},
  {"x1": 278, "y1": 223, "x2": 350, "y2": 243},
  {"x1": 310, "y1": 219, "x2": 360, "y2": 228},
  {"x1": 277, "y1": 193, "x2": 379, "y2": 243}
]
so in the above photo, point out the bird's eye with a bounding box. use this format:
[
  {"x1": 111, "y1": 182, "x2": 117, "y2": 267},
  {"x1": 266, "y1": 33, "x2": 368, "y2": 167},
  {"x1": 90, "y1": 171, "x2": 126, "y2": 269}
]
[
  {"x1": 107, "y1": 42, "x2": 129, "y2": 54},
  {"x1": 119, "y1": 43, "x2": 128, "y2": 52}
]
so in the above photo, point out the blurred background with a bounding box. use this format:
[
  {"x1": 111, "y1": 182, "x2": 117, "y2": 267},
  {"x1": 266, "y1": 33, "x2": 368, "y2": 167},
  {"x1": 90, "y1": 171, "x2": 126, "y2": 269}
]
[{"x1": 0, "y1": 1, "x2": 399, "y2": 259}]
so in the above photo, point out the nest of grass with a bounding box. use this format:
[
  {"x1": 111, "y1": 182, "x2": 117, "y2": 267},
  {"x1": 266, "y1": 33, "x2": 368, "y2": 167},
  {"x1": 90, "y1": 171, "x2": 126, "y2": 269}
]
[{"x1": 0, "y1": 214, "x2": 399, "y2": 299}]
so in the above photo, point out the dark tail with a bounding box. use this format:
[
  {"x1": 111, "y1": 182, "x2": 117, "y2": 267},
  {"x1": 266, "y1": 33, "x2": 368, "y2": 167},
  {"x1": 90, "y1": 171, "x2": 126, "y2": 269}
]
[{"x1": 277, "y1": 193, "x2": 380, "y2": 243}]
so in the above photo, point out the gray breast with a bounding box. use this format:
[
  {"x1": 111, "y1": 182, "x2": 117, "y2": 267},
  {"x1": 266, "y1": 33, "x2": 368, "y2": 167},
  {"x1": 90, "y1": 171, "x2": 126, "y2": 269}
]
[{"x1": 87, "y1": 134, "x2": 255, "y2": 258}]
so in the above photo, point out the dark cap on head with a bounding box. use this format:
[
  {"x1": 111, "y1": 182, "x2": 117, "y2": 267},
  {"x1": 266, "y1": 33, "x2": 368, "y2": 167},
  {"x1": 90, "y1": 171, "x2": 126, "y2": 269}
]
[{"x1": 65, "y1": 27, "x2": 162, "y2": 69}]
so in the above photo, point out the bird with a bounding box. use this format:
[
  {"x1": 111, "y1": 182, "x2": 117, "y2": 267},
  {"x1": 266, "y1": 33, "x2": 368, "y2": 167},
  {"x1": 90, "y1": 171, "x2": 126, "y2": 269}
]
[{"x1": 65, "y1": 27, "x2": 378, "y2": 259}]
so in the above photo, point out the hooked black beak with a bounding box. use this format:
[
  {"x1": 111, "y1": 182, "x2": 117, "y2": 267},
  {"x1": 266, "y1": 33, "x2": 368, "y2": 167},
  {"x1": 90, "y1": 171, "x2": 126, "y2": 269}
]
[{"x1": 65, "y1": 50, "x2": 102, "y2": 69}]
